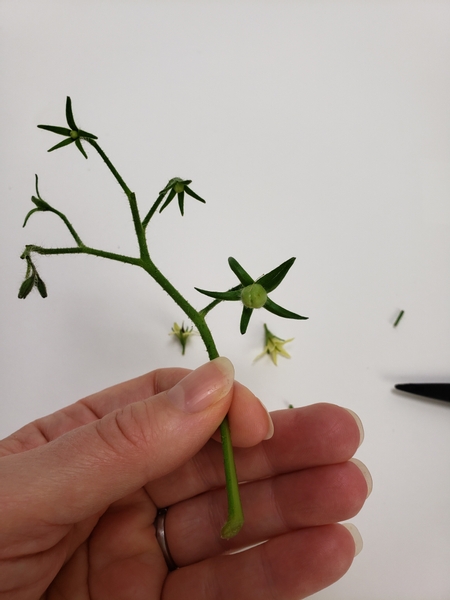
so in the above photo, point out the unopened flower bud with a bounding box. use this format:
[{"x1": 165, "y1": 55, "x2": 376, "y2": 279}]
[{"x1": 18, "y1": 276, "x2": 35, "y2": 299}]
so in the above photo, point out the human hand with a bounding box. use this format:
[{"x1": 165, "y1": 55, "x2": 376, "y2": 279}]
[{"x1": 0, "y1": 358, "x2": 370, "y2": 599}]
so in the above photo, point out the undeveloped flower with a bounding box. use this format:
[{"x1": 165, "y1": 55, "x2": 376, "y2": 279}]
[
  {"x1": 170, "y1": 322, "x2": 196, "y2": 355},
  {"x1": 255, "y1": 324, "x2": 294, "y2": 365}
]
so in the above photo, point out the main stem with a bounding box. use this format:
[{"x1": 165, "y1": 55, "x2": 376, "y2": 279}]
[
  {"x1": 139, "y1": 256, "x2": 244, "y2": 539},
  {"x1": 88, "y1": 139, "x2": 244, "y2": 538}
]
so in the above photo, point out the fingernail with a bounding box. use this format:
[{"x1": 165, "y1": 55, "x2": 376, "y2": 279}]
[
  {"x1": 259, "y1": 400, "x2": 275, "y2": 440},
  {"x1": 342, "y1": 522, "x2": 363, "y2": 556},
  {"x1": 350, "y1": 458, "x2": 373, "y2": 498},
  {"x1": 167, "y1": 357, "x2": 235, "y2": 414},
  {"x1": 345, "y1": 408, "x2": 364, "y2": 447}
]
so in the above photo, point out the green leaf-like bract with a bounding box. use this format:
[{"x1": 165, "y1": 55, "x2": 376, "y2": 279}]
[
  {"x1": 228, "y1": 257, "x2": 253, "y2": 286},
  {"x1": 264, "y1": 298, "x2": 307, "y2": 320},
  {"x1": 240, "y1": 306, "x2": 253, "y2": 334},
  {"x1": 194, "y1": 287, "x2": 242, "y2": 301},
  {"x1": 256, "y1": 257, "x2": 296, "y2": 293},
  {"x1": 65, "y1": 96, "x2": 77, "y2": 130}
]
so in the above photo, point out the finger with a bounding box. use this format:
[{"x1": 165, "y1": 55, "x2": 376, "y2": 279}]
[
  {"x1": 166, "y1": 458, "x2": 371, "y2": 566},
  {"x1": 212, "y1": 381, "x2": 274, "y2": 447},
  {"x1": 163, "y1": 524, "x2": 361, "y2": 600},
  {"x1": 0, "y1": 359, "x2": 236, "y2": 536},
  {"x1": 147, "y1": 403, "x2": 363, "y2": 507},
  {"x1": 1, "y1": 368, "x2": 271, "y2": 454},
  {"x1": 49, "y1": 489, "x2": 165, "y2": 599},
  {"x1": 0, "y1": 368, "x2": 192, "y2": 456}
]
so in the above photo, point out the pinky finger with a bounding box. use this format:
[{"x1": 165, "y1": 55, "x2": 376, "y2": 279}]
[{"x1": 163, "y1": 524, "x2": 362, "y2": 600}]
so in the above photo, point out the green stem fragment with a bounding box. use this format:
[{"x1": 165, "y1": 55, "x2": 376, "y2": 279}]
[
  {"x1": 219, "y1": 416, "x2": 244, "y2": 539},
  {"x1": 393, "y1": 309, "x2": 405, "y2": 327}
]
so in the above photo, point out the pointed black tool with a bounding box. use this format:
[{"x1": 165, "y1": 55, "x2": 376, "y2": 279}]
[{"x1": 395, "y1": 383, "x2": 450, "y2": 403}]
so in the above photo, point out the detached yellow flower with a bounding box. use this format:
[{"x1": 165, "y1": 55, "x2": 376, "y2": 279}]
[
  {"x1": 255, "y1": 324, "x2": 294, "y2": 365},
  {"x1": 169, "y1": 322, "x2": 196, "y2": 355}
]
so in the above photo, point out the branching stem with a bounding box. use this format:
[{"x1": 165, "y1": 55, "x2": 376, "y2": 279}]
[{"x1": 22, "y1": 135, "x2": 244, "y2": 538}]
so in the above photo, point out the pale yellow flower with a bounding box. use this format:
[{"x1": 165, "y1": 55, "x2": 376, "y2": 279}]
[
  {"x1": 255, "y1": 324, "x2": 294, "y2": 365},
  {"x1": 169, "y1": 322, "x2": 196, "y2": 355}
]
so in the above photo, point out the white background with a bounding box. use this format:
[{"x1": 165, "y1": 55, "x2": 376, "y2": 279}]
[{"x1": 1, "y1": 1, "x2": 450, "y2": 598}]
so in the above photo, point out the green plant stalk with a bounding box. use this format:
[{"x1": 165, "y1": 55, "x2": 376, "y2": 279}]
[
  {"x1": 49, "y1": 209, "x2": 85, "y2": 247},
  {"x1": 139, "y1": 257, "x2": 243, "y2": 539},
  {"x1": 86, "y1": 139, "x2": 150, "y2": 263},
  {"x1": 24, "y1": 138, "x2": 244, "y2": 538}
]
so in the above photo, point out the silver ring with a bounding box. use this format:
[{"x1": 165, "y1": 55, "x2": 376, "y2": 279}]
[{"x1": 154, "y1": 508, "x2": 178, "y2": 571}]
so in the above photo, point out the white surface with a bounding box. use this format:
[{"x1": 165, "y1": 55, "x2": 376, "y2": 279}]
[{"x1": 1, "y1": 2, "x2": 450, "y2": 598}]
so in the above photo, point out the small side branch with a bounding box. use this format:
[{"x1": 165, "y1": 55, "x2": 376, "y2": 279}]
[
  {"x1": 21, "y1": 244, "x2": 142, "y2": 268},
  {"x1": 86, "y1": 139, "x2": 150, "y2": 262},
  {"x1": 142, "y1": 195, "x2": 165, "y2": 230},
  {"x1": 47, "y1": 209, "x2": 85, "y2": 247}
]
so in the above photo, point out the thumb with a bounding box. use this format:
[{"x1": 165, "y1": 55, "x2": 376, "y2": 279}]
[{"x1": 4, "y1": 357, "x2": 235, "y2": 527}]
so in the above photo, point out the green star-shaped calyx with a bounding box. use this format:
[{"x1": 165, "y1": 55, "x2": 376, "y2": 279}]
[
  {"x1": 156, "y1": 177, "x2": 205, "y2": 216},
  {"x1": 195, "y1": 256, "x2": 308, "y2": 334},
  {"x1": 37, "y1": 96, "x2": 97, "y2": 159}
]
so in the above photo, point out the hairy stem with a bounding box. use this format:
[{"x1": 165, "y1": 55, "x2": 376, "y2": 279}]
[
  {"x1": 142, "y1": 195, "x2": 165, "y2": 230},
  {"x1": 22, "y1": 244, "x2": 141, "y2": 267},
  {"x1": 87, "y1": 139, "x2": 150, "y2": 262},
  {"x1": 27, "y1": 118, "x2": 244, "y2": 537},
  {"x1": 23, "y1": 242, "x2": 244, "y2": 537},
  {"x1": 48, "y1": 209, "x2": 85, "y2": 247}
]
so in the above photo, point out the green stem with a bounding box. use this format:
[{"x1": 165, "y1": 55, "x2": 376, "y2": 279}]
[
  {"x1": 50, "y1": 208, "x2": 84, "y2": 247},
  {"x1": 140, "y1": 257, "x2": 244, "y2": 538},
  {"x1": 27, "y1": 128, "x2": 244, "y2": 537},
  {"x1": 87, "y1": 139, "x2": 150, "y2": 262},
  {"x1": 140, "y1": 257, "x2": 219, "y2": 361},
  {"x1": 23, "y1": 242, "x2": 244, "y2": 537},
  {"x1": 199, "y1": 298, "x2": 222, "y2": 318},
  {"x1": 86, "y1": 139, "x2": 132, "y2": 197},
  {"x1": 219, "y1": 416, "x2": 244, "y2": 539},
  {"x1": 199, "y1": 284, "x2": 243, "y2": 318},
  {"x1": 142, "y1": 195, "x2": 165, "y2": 230},
  {"x1": 22, "y1": 244, "x2": 141, "y2": 267}
]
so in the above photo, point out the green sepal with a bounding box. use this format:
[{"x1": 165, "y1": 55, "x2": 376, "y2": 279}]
[
  {"x1": 31, "y1": 196, "x2": 52, "y2": 211},
  {"x1": 77, "y1": 129, "x2": 98, "y2": 140},
  {"x1": 240, "y1": 306, "x2": 253, "y2": 334},
  {"x1": 65, "y1": 96, "x2": 77, "y2": 130},
  {"x1": 36, "y1": 275, "x2": 48, "y2": 298},
  {"x1": 75, "y1": 138, "x2": 88, "y2": 159},
  {"x1": 195, "y1": 287, "x2": 242, "y2": 301},
  {"x1": 256, "y1": 257, "x2": 296, "y2": 293},
  {"x1": 34, "y1": 174, "x2": 41, "y2": 197},
  {"x1": 159, "y1": 188, "x2": 176, "y2": 212},
  {"x1": 228, "y1": 257, "x2": 254, "y2": 286},
  {"x1": 47, "y1": 137, "x2": 75, "y2": 153},
  {"x1": 23, "y1": 208, "x2": 40, "y2": 227},
  {"x1": 158, "y1": 181, "x2": 174, "y2": 195},
  {"x1": 18, "y1": 276, "x2": 35, "y2": 299},
  {"x1": 178, "y1": 190, "x2": 185, "y2": 216},
  {"x1": 37, "y1": 124, "x2": 71, "y2": 136},
  {"x1": 184, "y1": 186, "x2": 206, "y2": 203},
  {"x1": 264, "y1": 297, "x2": 308, "y2": 320}
]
